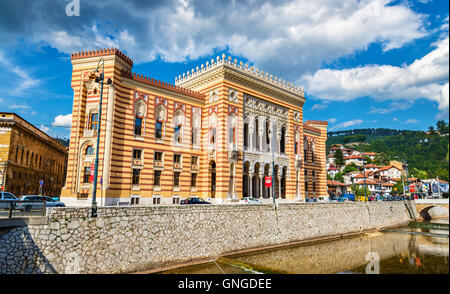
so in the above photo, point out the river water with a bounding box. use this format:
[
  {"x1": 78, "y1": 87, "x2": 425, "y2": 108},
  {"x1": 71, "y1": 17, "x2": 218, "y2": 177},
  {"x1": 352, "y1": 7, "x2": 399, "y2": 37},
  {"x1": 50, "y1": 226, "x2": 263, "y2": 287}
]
[{"x1": 159, "y1": 219, "x2": 449, "y2": 274}]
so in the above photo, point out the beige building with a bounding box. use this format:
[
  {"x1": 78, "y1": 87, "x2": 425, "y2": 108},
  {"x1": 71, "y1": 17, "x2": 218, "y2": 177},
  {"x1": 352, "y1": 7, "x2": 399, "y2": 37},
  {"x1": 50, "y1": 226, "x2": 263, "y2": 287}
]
[{"x1": 0, "y1": 112, "x2": 68, "y2": 197}]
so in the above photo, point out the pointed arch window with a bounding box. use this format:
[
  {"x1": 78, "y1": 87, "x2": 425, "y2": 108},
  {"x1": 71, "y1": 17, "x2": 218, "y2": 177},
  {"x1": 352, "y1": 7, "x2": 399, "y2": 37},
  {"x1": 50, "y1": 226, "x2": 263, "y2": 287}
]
[
  {"x1": 85, "y1": 145, "x2": 94, "y2": 155},
  {"x1": 294, "y1": 130, "x2": 300, "y2": 155},
  {"x1": 173, "y1": 110, "x2": 184, "y2": 144},
  {"x1": 191, "y1": 109, "x2": 201, "y2": 146},
  {"x1": 280, "y1": 125, "x2": 286, "y2": 154},
  {"x1": 155, "y1": 105, "x2": 167, "y2": 140},
  {"x1": 209, "y1": 113, "x2": 218, "y2": 148},
  {"x1": 88, "y1": 112, "x2": 99, "y2": 132}
]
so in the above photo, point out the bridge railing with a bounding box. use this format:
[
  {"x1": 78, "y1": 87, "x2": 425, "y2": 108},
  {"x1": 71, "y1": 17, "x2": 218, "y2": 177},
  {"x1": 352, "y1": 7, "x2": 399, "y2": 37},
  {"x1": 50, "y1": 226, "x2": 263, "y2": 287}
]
[
  {"x1": 414, "y1": 199, "x2": 449, "y2": 204},
  {"x1": 0, "y1": 199, "x2": 47, "y2": 219}
]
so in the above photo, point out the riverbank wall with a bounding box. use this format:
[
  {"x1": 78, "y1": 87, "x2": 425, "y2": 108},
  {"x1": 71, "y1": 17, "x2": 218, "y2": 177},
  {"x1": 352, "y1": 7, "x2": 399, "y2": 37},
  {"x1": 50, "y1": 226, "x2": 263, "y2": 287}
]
[{"x1": 0, "y1": 201, "x2": 416, "y2": 274}]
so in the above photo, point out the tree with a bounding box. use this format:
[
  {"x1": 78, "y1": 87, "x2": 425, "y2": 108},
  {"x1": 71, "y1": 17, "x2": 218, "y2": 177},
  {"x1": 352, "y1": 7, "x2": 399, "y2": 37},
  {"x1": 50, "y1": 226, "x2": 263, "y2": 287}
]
[
  {"x1": 392, "y1": 180, "x2": 404, "y2": 196},
  {"x1": 334, "y1": 172, "x2": 344, "y2": 183},
  {"x1": 410, "y1": 167, "x2": 427, "y2": 179},
  {"x1": 428, "y1": 126, "x2": 435, "y2": 133},
  {"x1": 343, "y1": 163, "x2": 358, "y2": 174},
  {"x1": 351, "y1": 185, "x2": 365, "y2": 196},
  {"x1": 334, "y1": 149, "x2": 345, "y2": 168},
  {"x1": 436, "y1": 120, "x2": 449, "y2": 134}
]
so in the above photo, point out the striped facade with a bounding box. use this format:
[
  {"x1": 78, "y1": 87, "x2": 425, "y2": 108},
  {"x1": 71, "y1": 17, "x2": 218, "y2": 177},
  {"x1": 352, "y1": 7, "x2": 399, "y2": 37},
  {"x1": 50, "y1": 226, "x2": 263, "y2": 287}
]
[{"x1": 60, "y1": 49, "x2": 327, "y2": 206}]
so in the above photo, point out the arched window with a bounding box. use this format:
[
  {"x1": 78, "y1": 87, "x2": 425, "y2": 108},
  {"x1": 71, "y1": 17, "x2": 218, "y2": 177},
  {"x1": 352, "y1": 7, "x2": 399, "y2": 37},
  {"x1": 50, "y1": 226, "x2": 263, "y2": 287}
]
[
  {"x1": 155, "y1": 105, "x2": 166, "y2": 140},
  {"x1": 255, "y1": 117, "x2": 259, "y2": 151},
  {"x1": 209, "y1": 113, "x2": 217, "y2": 147},
  {"x1": 294, "y1": 130, "x2": 300, "y2": 155},
  {"x1": 134, "y1": 100, "x2": 147, "y2": 136},
  {"x1": 228, "y1": 115, "x2": 237, "y2": 146},
  {"x1": 173, "y1": 110, "x2": 184, "y2": 144},
  {"x1": 191, "y1": 109, "x2": 201, "y2": 145},
  {"x1": 89, "y1": 112, "x2": 99, "y2": 131},
  {"x1": 85, "y1": 145, "x2": 94, "y2": 155},
  {"x1": 244, "y1": 122, "x2": 249, "y2": 149},
  {"x1": 280, "y1": 126, "x2": 286, "y2": 154},
  {"x1": 134, "y1": 117, "x2": 143, "y2": 136}
]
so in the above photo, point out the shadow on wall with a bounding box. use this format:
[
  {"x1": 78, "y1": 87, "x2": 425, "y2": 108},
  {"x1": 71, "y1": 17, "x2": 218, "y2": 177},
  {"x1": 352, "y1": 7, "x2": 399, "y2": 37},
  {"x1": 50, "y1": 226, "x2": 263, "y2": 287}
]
[
  {"x1": 0, "y1": 226, "x2": 58, "y2": 274},
  {"x1": 419, "y1": 206, "x2": 449, "y2": 220}
]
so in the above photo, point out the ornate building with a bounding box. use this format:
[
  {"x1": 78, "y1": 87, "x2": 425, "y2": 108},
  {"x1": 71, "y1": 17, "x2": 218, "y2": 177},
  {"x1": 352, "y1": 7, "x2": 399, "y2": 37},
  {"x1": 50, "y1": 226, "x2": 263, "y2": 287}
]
[
  {"x1": 0, "y1": 112, "x2": 68, "y2": 197},
  {"x1": 60, "y1": 49, "x2": 327, "y2": 206}
]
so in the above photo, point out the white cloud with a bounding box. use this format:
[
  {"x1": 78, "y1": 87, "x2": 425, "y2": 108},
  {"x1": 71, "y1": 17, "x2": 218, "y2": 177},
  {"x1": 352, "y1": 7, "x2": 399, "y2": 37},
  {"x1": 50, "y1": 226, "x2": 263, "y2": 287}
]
[
  {"x1": 0, "y1": 0, "x2": 428, "y2": 81},
  {"x1": 406, "y1": 119, "x2": 419, "y2": 124},
  {"x1": 302, "y1": 36, "x2": 449, "y2": 117},
  {"x1": 9, "y1": 104, "x2": 30, "y2": 110},
  {"x1": 39, "y1": 124, "x2": 50, "y2": 133},
  {"x1": 329, "y1": 119, "x2": 363, "y2": 131},
  {"x1": 0, "y1": 51, "x2": 41, "y2": 94},
  {"x1": 311, "y1": 102, "x2": 330, "y2": 111},
  {"x1": 52, "y1": 114, "x2": 72, "y2": 127},
  {"x1": 368, "y1": 101, "x2": 413, "y2": 114},
  {"x1": 328, "y1": 118, "x2": 338, "y2": 124}
]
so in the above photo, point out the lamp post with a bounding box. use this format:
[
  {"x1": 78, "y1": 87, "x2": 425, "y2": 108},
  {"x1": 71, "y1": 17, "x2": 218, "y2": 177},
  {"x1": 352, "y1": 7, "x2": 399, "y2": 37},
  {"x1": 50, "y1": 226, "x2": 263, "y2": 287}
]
[{"x1": 91, "y1": 58, "x2": 112, "y2": 217}]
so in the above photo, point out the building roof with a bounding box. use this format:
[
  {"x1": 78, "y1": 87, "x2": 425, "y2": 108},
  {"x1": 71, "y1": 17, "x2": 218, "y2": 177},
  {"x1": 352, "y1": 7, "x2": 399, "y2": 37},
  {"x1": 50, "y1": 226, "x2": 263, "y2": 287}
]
[
  {"x1": 373, "y1": 165, "x2": 401, "y2": 173},
  {"x1": 344, "y1": 155, "x2": 364, "y2": 160},
  {"x1": 365, "y1": 164, "x2": 380, "y2": 168},
  {"x1": 355, "y1": 179, "x2": 378, "y2": 185},
  {"x1": 354, "y1": 172, "x2": 373, "y2": 178},
  {"x1": 327, "y1": 180, "x2": 346, "y2": 187},
  {"x1": 0, "y1": 112, "x2": 68, "y2": 153}
]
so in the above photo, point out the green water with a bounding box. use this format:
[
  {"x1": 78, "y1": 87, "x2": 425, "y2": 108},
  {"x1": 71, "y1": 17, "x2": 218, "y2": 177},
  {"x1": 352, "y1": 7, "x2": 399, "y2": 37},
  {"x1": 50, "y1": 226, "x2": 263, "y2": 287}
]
[{"x1": 160, "y1": 220, "x2": 449, "y2": 274}]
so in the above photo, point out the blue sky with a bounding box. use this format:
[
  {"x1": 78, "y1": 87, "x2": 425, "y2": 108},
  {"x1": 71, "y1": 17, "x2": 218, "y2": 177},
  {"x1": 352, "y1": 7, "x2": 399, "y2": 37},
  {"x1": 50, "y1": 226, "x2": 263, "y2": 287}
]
[{"x1": 0, "y1": 0, "x2": 448, "y2": 138}]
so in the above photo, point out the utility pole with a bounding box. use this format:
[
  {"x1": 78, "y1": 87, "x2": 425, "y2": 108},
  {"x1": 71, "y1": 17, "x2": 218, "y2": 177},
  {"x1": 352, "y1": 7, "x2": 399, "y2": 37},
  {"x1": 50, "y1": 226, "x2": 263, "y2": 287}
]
[
  {"x1": 362, "y1": 144, "x2": 367, "y2": 201},
  {"x1": 91, "y1": 58, "x2": 112, "y2": 217}
]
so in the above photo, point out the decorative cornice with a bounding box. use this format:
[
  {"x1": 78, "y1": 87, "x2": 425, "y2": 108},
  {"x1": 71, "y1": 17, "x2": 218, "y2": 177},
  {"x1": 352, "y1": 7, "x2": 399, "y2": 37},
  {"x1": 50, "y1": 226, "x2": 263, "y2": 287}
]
[
  {"x1": 71, "y1": 48, "x2": 133, "y2": 66},
  {"x1": 175, "y1": 53, "x2": 306, "y2": 106},
  {"x1": 121, "y1": 70, "x2": 206, "y2": 100}
]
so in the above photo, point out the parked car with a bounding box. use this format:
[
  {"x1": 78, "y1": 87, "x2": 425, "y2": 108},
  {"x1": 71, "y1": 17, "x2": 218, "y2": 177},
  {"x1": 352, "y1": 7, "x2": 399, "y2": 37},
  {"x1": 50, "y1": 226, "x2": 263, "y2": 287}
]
[
  {"x1": 16, "y1": 195, "x2": 65, "y2": 212},
  {"x1": 180, "y1": 197, "x2": 211, "y2": 205},
  {"x1": 0, "y1": 191, "x2": 18, "y2": 210},
  {"x1": 239, "y1": 197, "x2": 261, "y2": 204},
  {"x1": 338, "y1": 193, "x2": 355, "y2": 202},
  {"x1": 317, "y1": 196, "x2": 329, "y2": 203}
]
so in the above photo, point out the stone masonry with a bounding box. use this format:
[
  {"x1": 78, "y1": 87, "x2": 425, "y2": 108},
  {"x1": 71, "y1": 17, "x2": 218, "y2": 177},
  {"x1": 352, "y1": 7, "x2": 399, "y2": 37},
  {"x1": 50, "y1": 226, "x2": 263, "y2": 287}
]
[{"x1": 0, "y1": 201, "x2": 416, "y2": 274}]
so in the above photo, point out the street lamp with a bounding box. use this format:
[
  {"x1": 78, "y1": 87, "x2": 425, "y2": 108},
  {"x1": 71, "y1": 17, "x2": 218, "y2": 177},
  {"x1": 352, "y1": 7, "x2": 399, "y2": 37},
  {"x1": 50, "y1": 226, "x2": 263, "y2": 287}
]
[{"x1": 91, "y1": 58, "x2": 112, "y2": 217}]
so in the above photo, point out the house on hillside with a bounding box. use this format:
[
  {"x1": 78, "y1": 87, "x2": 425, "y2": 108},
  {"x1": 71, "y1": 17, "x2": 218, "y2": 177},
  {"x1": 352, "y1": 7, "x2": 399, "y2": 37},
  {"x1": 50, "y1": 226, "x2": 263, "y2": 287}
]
[
  {"x1": 344, "y1": 155, "x2": 365, "y2": 166},
  {"x1": 372, "y1": 165, "x2": 402, "y2": 179}
]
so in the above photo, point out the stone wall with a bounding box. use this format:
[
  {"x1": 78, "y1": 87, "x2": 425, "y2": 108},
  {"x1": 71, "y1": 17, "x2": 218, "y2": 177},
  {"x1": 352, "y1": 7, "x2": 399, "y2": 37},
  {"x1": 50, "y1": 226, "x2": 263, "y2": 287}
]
[{"x1": 0, "y1": 201, "x2": 415, "y2": 274}]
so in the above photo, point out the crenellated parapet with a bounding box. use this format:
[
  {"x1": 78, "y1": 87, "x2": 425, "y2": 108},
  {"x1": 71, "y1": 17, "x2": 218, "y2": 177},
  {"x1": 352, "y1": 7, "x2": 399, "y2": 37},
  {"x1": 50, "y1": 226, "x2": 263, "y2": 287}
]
[
  {"x1": 305, "y1": 120, "x2": 328, "y2": 126},
  {"x1": 121, "y1": 70, "x2": 206, "y2": 100},
  {"x1": 71, "y1": 48, "x2": 133, "y2": 66},
  {"x1": 175, "y1": 53, "x2": 305, "y2": 97}
]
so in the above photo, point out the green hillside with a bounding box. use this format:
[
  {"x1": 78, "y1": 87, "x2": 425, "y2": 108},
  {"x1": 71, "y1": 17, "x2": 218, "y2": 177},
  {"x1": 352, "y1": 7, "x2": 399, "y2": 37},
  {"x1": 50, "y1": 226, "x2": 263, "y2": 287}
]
[{"x1": 327, "y1": 121, "x2": 449, "y2": 181}]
